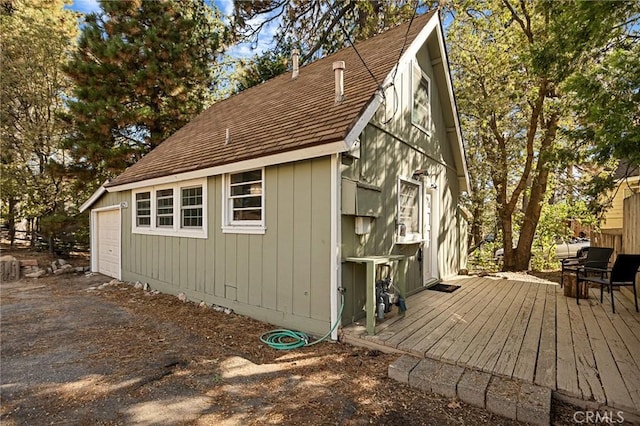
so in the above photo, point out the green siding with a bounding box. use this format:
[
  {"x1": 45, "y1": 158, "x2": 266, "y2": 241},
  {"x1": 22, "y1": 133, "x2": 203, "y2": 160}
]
[
  {"x1": 91, "y1": 157, "x2": 333, "y2": 336},
  {"x1": 340, "y1": 40, "x2": 464, "y2": 324}
]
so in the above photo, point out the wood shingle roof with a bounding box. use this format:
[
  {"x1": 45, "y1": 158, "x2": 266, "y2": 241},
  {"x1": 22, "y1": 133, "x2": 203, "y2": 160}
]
[{"x1": 106, "y1": 11, "x2": 437, "y2": 188}]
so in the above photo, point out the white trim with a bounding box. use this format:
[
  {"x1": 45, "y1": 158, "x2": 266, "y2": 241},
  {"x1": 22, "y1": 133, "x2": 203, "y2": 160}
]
[
  {"x1": 344, "y1": 93, "x2": 383, "y2": 148},
  {"x1": 106, "y1": 141, "x2": 347, "y2": 192},
  {"x1": 90, "y1": 204, "x2": 122, "y2": 280},
  {"x1": 330, "y1": 154, "x2": 340, "y2": 340},
  {"x1": 396, "y1": 176, "x2": 423, "y2": 244},
  {"x1": 433, "y1": 20, "x2": 471, "y2": 192},
  {"x1": 410, "y1": 61, "x2": 432, "y2": 135},
  {"x1": 221, "y1": 168, "x2": 266, "y2": 234},
  {"x1": 80, "y1": 181, "x2": 108, "y2": 213},
  {"x1": 427, "y1": 185, "x2": 440, "y2": 279},
  {"x1": 131, "y1": 178, "x2": 208, "y2": 239}
]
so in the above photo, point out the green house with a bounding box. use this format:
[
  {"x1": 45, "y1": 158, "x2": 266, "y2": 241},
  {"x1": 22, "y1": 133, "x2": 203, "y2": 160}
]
[{"x1": 81, "y1": 10, "x2": 470, "y2": 339}]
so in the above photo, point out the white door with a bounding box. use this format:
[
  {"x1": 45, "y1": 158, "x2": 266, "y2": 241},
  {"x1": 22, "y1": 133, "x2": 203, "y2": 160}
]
[
  {"x1": 422, "y1": 187, "x2": 438, "y2": 284},
  {"x1": 96, "y1": 209, "x2": 120, "y2": 279}
]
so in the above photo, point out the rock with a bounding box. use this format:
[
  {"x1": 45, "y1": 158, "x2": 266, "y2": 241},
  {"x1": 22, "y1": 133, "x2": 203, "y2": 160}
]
[
  {"x1": 25, "y1": 270, "x2": 46, "y2": 279},
  {"x1": 178, "y1": 292, "x2": 187, "y2": 302},
  {"x1": 61, "y1": 264, "x2": 72, "y2": 269},
  {"x1": 83, "y1": 266, "x2": 91, "y2": 272},
  {"x1": 134, "y1": 281, "x2": 143, "y2": 289},
  {"x1": 54, "y1": 266, "x2": 73, "y2": 275},
  {"x1": 86, "y1": 286, "x2": 97, "y2": 291},
  {"x1": 199, "y1": 301, "x2": 207, "y2": 308},
  {"x1": 57, "y1": 259, "x2": 68, "y2": 266},
  {"x1": 143, "y1": 282, "x2": 150, "y2": 291},
  {"x1": 1, "y1": 256, "x2": 20, "y2": 282},
  {"x1": 75, "y1": 267, "x2": 84, "y2": 273},
  {"x1": 223, "y1": 308, "x2": 233, "y2": 314},
  {"x1": 51, "y1": 261, "x2": 58, "y2": 271},
  {"x1": 47, "y1": 268, "x2": 53, "y2": 274},
  {"x1": 108, "y1": 279, "x2": 120, "y2": 286},
  {"x1": 98, "y1": 283, "x2": 109, "y2": 290},
  {"x1": 212, "y1": 305, "x2": 224, "y2": 312}
]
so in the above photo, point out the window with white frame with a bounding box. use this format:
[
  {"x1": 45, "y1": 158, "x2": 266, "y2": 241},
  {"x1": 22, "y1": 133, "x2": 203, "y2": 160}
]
[
  {"x1": 412, "y1": 62, "x2": 431, "y2": 132},
  {"x1": 223, "y1": 169, "x2": 265, "y2": 233},
  {"x1": 131, "y1": 178, "x2": 206, "y2": 238},
  {"x1": 181, "y1": 186, "x2": 203, "y2": 228},
  {"x1": 136, "y1": 192, "x2": 151, "y2": 227},
  {"x1": 397, "y1": 178, "x2": 422, "y2": 243},
  {"x1": 156, "y1": 189, "x2": 173, "y2": 227}
]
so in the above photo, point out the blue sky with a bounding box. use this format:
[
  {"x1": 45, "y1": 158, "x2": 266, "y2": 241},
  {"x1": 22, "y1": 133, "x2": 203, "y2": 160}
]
[{"x1": 66, "y1": 0, "x2": 275, "y2": 58}]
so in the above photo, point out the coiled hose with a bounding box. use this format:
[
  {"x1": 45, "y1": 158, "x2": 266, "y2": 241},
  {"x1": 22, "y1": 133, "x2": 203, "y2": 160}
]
[{"x1": 259, "y1": 292, "x2": 345, "y2": 350}]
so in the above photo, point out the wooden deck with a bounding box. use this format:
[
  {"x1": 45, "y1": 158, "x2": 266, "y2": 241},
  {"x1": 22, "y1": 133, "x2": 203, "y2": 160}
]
[{"x1": 343, "y1": 275, "x2": 640, "y2": 414}]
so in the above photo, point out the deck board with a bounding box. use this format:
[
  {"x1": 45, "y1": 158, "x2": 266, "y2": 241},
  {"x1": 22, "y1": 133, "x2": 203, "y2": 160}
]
[
  {"x1": 555, "y1": 291, "x2": 581, "y2": 398},
  {"x1": 493, "y1": 282, "x2": 539, "y2": 378},
  {"x1": 534, "y1": 284, "x2": 557, "y2": 389},
  {"x1": 426, "y1": 280, "x2": 505, "y2": 360},
  {"x1": 475, "y1": 281, "x2": 532, "y2": 373},
  {"x1": 343, "y1": 275, "x2": 640, "y2": 415},
  {"x1": 460, "y1": 281, "x2": 524, "y2": 369}
]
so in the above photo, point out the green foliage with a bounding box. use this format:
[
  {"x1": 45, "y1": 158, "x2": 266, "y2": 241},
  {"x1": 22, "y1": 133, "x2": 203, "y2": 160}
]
[
  {"x1": 0, "y1": 0, "x2": 80, "y2": 241},
  {"x1": 232, "y1": 0, "x2": 436, "y2": 64},
  {"x1": 565, "y1": 43, "x2": 640, "y2": 167},
  {"x1": 233, "y1": 48, "x2": 290, "y2": 93},
  {"x1": 449, "y1": 0, "x2": 637, "y2": 271},
  {"x1": 64, "y1": 0, "x2": 230, "y2": 182}
]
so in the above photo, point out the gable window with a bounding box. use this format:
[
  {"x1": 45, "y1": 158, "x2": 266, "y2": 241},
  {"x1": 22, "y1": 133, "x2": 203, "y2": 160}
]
[
  {"x1": 181, "y1": 186, "x2": 203, "y2": 228},
  {"x1": 131, "y1": 178, "x2": 207, "y2": 238},
  {"x1": 411, "y1": 62, "x2": 431, "y2": 133},
  {"x1": 136, "y1": 192, "x2": 151, "y2": 227},
  {"x1": 222, "y1": 168, "x2": 266, "y2": 234},
  {"x1": 156, "y1": 189, "x2": 173, "y2": 227},
  {"x1": 397, "y1": 178, "x2": 422, "y2": 243}
]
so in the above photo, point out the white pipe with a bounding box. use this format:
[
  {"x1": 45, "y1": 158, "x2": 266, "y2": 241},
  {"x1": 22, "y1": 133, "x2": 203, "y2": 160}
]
[
  {"x1": 330, "y1": 153, "x2": 340, "y2": 340},
  {"x1": 292, "y1": 49, "x2": 299, "y2": 79},
  {"x1": 333, "y1": 61, "x2": 345, "y2": 104}
]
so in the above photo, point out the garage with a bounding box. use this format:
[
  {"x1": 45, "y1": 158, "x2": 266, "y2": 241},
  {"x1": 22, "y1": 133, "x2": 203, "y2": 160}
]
[{"x1": 94, "y1": 209, "x2": 120, "y2": 279}]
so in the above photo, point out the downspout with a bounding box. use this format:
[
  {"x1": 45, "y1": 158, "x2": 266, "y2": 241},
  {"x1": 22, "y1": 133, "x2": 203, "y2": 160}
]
[{"x1": 330, "y1": 153, "x2": 341, "y2": 340}]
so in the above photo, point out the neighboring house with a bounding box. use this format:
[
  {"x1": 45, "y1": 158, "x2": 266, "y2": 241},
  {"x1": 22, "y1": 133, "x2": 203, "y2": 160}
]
[
  {"x1": 80, "y1": 10, "x2": 470, "y2": 338},
  {"x1": 601, "y1": 162, "x2": 640, "y2": 230}
]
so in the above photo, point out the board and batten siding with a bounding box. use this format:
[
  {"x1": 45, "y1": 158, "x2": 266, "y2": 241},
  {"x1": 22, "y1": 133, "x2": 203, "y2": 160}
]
[
  {"x1": 92, "y1": 157, "x2": 333, "y2": 336},
  {"x1": 340, "y1": 36, "x2": 464, "y2": 324}
]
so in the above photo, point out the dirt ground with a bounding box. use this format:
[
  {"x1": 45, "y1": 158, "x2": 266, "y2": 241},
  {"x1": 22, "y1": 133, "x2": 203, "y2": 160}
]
[{"x1": 1, "y1": 247, "x2": 582, "y2": 425}]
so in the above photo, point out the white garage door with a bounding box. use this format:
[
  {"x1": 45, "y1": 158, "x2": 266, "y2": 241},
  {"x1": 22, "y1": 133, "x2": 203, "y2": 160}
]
[{"x1": 96, "y1": 209, "x2": 120, "y2": 279}]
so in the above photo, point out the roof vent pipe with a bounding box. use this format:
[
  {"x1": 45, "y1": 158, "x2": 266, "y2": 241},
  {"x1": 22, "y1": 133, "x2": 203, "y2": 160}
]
[
  {"x1": 292, "y1": 49, "x2": 299, "y2": 79},
  {"x1": 333, "y1": 61, "x2": 345, "y2": 104}
]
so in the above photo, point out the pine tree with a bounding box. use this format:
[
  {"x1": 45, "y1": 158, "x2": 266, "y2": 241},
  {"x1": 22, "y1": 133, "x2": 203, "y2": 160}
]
[
  {"x1": 1, "y1": 0, "x2": 79, "y2": 246},
  {"x1": 64, "y1": 0, "x2": 229, "y2": 181}
]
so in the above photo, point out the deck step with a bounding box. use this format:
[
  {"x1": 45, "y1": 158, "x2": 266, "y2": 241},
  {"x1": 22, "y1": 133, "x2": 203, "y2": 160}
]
[{"x1": 389, "y1": 355, "x2": 551, "y2": 425}]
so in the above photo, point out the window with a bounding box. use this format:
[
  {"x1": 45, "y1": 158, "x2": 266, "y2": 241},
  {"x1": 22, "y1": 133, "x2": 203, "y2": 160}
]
[
  {"x1": 131, "y1": 178, "x2": 206, "y2": 238},
  {"x1": 181, "y1": 186, "x2": 203, "y2": 228},
  {"x1": 223, "y1": 169, "x2": 265, "y2": 234},
  {"x1": 397, "y1": 178, "x2": 422, "y2": 243},
  {"x1": 412, "y1": 63, "x2": 431, "y2": 132},
  {"x1": 156, "y1": 189, "x2": 173, "y2": 227},
  {"x1": 136, "y1": 192, "x2": 151, "y2": 227}
]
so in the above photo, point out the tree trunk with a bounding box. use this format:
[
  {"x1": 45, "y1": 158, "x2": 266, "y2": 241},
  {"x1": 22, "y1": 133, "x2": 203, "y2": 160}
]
[{"x1": 7, "y1": 197, "x2": 17, "y2": 246}]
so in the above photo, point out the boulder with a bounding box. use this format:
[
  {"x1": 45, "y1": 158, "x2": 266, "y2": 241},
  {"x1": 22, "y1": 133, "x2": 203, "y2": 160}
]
[{"x1": 0, "y1": 256, "x2": 20, "y2": 282}]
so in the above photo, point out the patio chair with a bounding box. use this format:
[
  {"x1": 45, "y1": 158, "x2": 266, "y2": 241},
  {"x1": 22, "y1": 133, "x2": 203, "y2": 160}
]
[
  {"x1": 560, "y1": 246, "x2": 613, "y2": 288},
  {"x1": 577, "y1": 254, "x2": 640, "y2": 313}
]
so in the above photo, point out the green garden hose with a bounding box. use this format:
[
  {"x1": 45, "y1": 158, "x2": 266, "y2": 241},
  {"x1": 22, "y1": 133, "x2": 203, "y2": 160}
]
[{"x1": 259, "y1": 292, "x2": 345, "y2": 350}]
